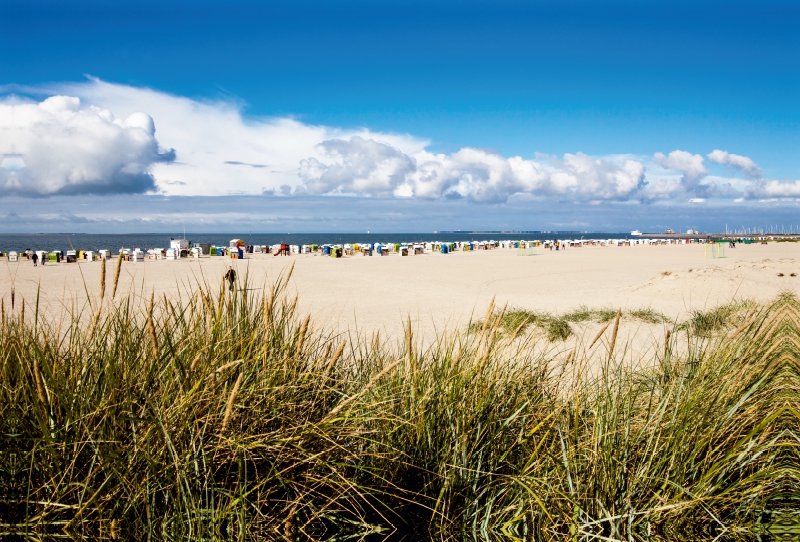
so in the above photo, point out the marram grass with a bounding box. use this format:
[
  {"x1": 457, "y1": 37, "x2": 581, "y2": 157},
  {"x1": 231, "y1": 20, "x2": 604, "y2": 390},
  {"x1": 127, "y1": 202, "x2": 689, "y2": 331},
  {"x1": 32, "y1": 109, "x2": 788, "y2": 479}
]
[
  {"x1": 1, "y1": 272, "x2": 799, "y2": 541},
  {"x1": 470, "y1": 305, "x2": 670, "y2": 342}
]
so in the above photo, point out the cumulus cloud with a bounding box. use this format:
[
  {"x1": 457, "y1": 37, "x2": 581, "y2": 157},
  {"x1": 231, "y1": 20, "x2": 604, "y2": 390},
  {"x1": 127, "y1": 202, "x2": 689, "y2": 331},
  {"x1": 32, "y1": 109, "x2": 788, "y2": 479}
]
[
  {"x1": 707, "y1": 149, "x2": 762, "y2": 179},
  {"x1": 0, "y1": 95, "x2": 173, "y2": 196},
  {"x1": 22, "y1": 79, "x2": 646, "y2": 203},
  {"x1": 299, "y1": 136, "x2": 416, "y2": 196},
  {"x1": 49, "y1": 78, "x2": 426, "y2": 197},
  {"x1": 653, "y1": 150, "x2": 708, "y2": 195},
  {"x1": 3, "y1": 79, "x2": 792, "y2": 207},
  {"x1": 300, "y1": 138, "x2": 645, "y2": 202},
  {"x1": 747, "y1": 179, "x2": 800, "y2": 198}
]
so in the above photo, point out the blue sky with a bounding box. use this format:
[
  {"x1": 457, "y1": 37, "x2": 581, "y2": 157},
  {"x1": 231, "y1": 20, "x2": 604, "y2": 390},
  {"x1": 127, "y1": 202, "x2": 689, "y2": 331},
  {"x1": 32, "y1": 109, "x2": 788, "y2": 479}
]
[{"x1": 0, "y1": 0, "x2": 798, "y2": 232}]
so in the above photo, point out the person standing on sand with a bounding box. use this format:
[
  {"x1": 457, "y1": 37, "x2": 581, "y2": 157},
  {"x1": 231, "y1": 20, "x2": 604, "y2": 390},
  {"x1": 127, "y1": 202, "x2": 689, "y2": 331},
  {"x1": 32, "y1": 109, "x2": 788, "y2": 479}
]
[
  {"x1": 224, "y1": 266, "x2": 236, "y2": 291},
  {"x1": 32, "y1": 252, "x2": 38, "y2": 266}
]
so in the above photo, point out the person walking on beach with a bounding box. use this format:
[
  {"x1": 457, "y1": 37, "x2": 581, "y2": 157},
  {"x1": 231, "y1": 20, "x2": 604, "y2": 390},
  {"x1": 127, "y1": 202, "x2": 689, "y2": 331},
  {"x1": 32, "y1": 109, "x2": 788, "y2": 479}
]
[
  {"x1": 224, "y1": 266, "x2": 236, "y2": 291},
  {"x1": 31, "y1": 252, "x2": 38, "y2": 266}
]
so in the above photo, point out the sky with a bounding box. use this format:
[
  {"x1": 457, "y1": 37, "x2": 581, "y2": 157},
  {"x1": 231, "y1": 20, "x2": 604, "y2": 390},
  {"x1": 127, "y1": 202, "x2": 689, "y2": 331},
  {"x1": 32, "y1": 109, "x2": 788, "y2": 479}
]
[{"x1": 0, "y1": 0, "x2": 798, "y2": 233}]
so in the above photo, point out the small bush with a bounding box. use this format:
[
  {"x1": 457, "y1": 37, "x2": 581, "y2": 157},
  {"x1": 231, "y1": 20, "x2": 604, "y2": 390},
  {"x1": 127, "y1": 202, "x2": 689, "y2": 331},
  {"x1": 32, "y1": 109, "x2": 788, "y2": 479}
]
[
  {"x1": 629, "y1": 307, "x2": 669, "y2": 324},
  {"x1": 545, "y1": 318, "x2": 572, "y2": 341},
  {"x1": 562, "y1": 305, "x2": 595, "y2": 322},
  {"x1": 680, "y1": 299, "x2": 755, "y2": 336}
]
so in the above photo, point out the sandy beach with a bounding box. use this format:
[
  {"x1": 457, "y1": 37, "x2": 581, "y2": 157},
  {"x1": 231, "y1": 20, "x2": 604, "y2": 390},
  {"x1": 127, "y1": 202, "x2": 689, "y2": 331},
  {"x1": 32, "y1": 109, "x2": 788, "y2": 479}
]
[{"x1": 4, "y1": 242, "x2": 799, "y2": 345}]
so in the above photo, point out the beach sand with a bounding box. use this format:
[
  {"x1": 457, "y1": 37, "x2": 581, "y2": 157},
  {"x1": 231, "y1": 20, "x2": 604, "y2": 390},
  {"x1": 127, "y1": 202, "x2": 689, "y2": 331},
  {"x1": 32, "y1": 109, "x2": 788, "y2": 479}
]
[{"x1": 4, "y1": 243, "x2": 799, "y2": 358}]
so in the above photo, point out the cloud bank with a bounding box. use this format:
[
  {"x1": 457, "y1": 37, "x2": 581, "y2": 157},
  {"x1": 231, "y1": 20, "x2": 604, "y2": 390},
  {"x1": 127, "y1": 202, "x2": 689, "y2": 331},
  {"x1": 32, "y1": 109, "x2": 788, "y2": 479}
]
[
  {"x1": 299, "y1": 138, "x2": 645, "y2": 202},
  {"x1": 46, "y1": 78, "x2": 426, "y2": 197},
  {"x1": 2, "y1": 78, "x2": 799, "y2": 205},
  {"x1": 0, "y1": 95, "x2": 173, "y2": 196}
]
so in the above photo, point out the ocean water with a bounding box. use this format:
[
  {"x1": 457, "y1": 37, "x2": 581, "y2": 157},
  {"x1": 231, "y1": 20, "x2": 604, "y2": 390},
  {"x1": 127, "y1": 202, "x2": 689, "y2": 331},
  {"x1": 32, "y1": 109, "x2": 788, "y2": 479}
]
[{"x1": 0, "y1": 232, "x2": 631, "y2": 253}]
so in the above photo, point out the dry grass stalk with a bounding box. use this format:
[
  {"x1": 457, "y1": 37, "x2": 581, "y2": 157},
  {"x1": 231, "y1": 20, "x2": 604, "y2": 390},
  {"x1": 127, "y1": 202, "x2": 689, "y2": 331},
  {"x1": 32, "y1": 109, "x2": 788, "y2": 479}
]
[
  {"x1": 481, "y1": 296, "x2": 496, "y2": 334},
  {"x1": 167, "y1": 297, "x2": 179, "y2": 328},
  {"x1": 589, "y1": 320, "x2": 612, "y2": 349},
  {"x1": 477, "y1": 306, "x2": 506, "y2": 375},
  {"x1": 509, "y1": 317, "x2": 529, "y2": 341},
  {"x1": 221, "y1": 371, "x2": 244, "y2": 431},
  {"x1": 491, "y1": 303, "x2": 507, "y2": 336},
  {"x1": 216, "y1": 281, "x2": 225, "y2": 316},
  {"x1": 99, "y1": 257, "x2": 106, "y2": 302},
  {"x1": 285, "y1": 261, "x2": 295, "y2": 284},
  {"x1": 207, "y1": 358, "x2": 244, "y2": 379},
  {"x1": 33, "y1": 357, "x2": 48, "y2": 408},
  {"x1": 296, "y1": 315, "x2": 310, "y2": 354},
  {"x1": 111, "y1": 252, "x2": 123, "y2": 299},
  {"x1": 607, "y1": 308, "x2": 621, "y2": 363},
  {"x1": 202, "y1": 291, "x2": 214, "y2": 322},
  {"x1": 730, "y1": 308, "x2": 758, "y2": 340},
  {"x1": 323, "y1": 359, "x2": 401, "y2": 422},
  {"x1": 406, "y1": 316, "x2": 416, "y2": 381},
  {"x1": 89, "y1": 306, "x2": 102, "y2": 339},
  {"x1": 189, "y1": 352, "x2": 203, "y2": 373},
  {"x1": 147, "y1": 291, "x2": 159, "y2": 361},
  {"x1": 664, "y1": 328, "x2": 672, "y2": 359},
  {"x1": 284, "y1": 502, "x2": 298, "y2": 540},
  {"x1": 263, "y1": 290, "x2": 274, "y2": 330},
  {"x1": 324, "y1": 341, "x2": 347, "y2": 377}
]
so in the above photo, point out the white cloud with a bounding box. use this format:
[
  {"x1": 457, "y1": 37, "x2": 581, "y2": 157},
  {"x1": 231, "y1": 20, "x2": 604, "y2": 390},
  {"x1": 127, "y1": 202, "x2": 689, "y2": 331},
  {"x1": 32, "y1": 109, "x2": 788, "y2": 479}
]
[
  {"x1": 22, "y1": 79, "x2": 646, "y2": 203},
  {"x1": 653, "y1": 150, "x2": 708, "y2": 194},
  {"x1": 749, "y1": 179, "x2": 800, "y2": 198},
  {"x1": 2, "y1": 79, "x2": 793, "y2": 207},
  {"x1": 0, "y1": 94, "x2": 172, "y2": 196},
  {"x1": 557, "y1": 152, "x2": 645, "y2": 200},
  {"x1": 53, "y1": 78, "x2": 426, "y2": 197},
  {"x1": 299, "y1": 136, "x2": 416, "y2": 196},
  {"x1": 301, "y1": 139, "x2": 645, "y2": 202},
  {"x1": 707, "y1": 149, "x2": 762, "y2": 179}
]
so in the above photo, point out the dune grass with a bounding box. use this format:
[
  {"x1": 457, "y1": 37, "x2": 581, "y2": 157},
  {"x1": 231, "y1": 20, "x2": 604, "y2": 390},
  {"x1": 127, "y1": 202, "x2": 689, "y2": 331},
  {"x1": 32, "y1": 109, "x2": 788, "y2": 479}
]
[
  {"x1": 473, "y1": 305, "x2": 669, "y2": 342},
  {"x1": 1, "y1": 273, "x2": 797, "y2": 540},
  {"x1": 678, "y1": 299, "x2": 756, "y2": 336}
]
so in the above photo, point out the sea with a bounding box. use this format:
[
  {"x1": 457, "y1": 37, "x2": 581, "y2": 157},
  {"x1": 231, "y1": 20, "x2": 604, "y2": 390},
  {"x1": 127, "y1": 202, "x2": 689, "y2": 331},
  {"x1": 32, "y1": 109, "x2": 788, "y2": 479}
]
[{"x1": 0, "y1": 232, "x2": 633, "y2": 253}]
